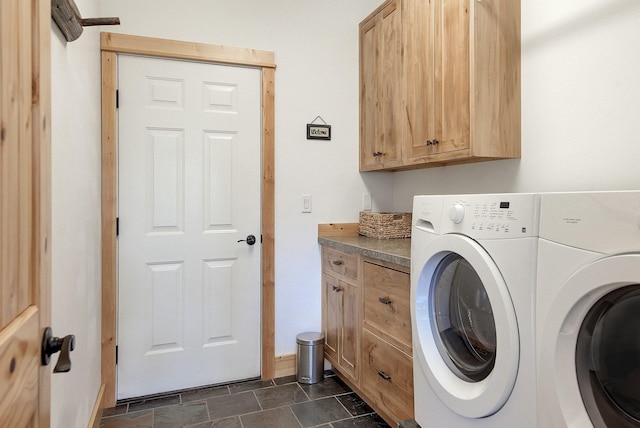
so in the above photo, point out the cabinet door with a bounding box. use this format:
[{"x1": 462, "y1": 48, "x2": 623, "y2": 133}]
[
  {"x1": 323, "y1": 273, "x2": 359, "y2": 382},
  {"x1": 379, "y1": 0, "x2": 403, "y2": 167},
  {"x1": 404, "y1": 0, "x2": 436, "y2": 160},
  {"x1": 323, "y1": 274, "x2": 340, "y2": 363},
  {"x1": 434, "y1": 0, "x2": 470, "y2": 155},
  {"x1": 404, "y1": 0, "x2": 471, "y2": 161},
  {"x1": 340, "y1": 280, "x2": 360, "y2": 382},
  {"x1": 360, "y1": 16, "x2": 380, "y2": 169},
  {"x1": 360, "y1": 0, "x2": 403, "y2": 171}
]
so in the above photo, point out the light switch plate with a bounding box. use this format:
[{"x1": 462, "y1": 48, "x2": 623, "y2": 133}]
[
  {"x1": 302, "y1": 194, "x2": 312, "y2": 213},
  {"x1": 362, "y1": 193, "x2": 372, "y2": 211}
]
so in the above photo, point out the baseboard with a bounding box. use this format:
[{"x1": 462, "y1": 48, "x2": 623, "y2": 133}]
[
  {"x1": 88, "y1": 384, "x2": 106, "y2": 428},
  {"x1": 274, "y1": 354, "x2": 296, "y2": 378}
]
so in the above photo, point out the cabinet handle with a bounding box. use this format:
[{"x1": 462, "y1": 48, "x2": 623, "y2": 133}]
[
  {"x1": 433, "y1": 139, "x2": 439, "y2": 145},
  {"x1": 332, "y1": 285, "x2": 342, "y2": 293},
  {"x1": 377, "y1": 370, "x2": 391, "y2": 381},
  {"x1": 426, "y1": 140, "x2": 433, "y2": 146},
  {"x1": 332, "y1": 260, "x2": 343, "y2": 266},
  {"x1": 378, "y1": 297, "x2": 392, "y2": 305}
]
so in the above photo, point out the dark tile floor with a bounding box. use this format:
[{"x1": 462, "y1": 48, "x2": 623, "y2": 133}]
[{"x1": 100, "y1": 372, "x2": 391, "y2": 428}]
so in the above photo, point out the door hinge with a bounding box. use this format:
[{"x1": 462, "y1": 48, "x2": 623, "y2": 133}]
[
  {"x1": 261, "y1": 234, "x2": 263, "y2": 244},
  {"x1": 116, "y1": 89, "x2": 119, "y2": 108},
  {"x1": 116, "y1": 217, "x2": 119, "y2": 236},
  {"x1": 115, "y1": 345, "x2": 118, "y2": 365}
]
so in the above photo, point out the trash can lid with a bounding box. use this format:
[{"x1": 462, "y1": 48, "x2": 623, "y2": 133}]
[{"x1": 296, "y1": 332, "x2": 324, "y2": 345}]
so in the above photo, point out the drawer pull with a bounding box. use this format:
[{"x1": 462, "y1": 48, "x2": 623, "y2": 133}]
[
  {"x1": 332, "y1": 260, "x2": 344, "y2": 266},
  {"x1": 378, "y1": 297, "x2": 392, "y2": 305},
  {"x1": 332, "y1": 285, "x2": 342, "y2": 293},
  {"x1": 377, "y1": 370, "x2": 391, "y2": 381}
]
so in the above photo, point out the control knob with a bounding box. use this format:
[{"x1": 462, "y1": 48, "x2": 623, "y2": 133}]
[{"x1": 449, "y1": 203, "x2": 465, "y2": 224}]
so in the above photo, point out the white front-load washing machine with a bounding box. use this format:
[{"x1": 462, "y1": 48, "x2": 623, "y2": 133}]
[
  {"x1": 411, "y1": 193, "x2": 539, "y2": 428},
  {"x1": 537, "y1": 191, "x2": 640, "y2": 428}
]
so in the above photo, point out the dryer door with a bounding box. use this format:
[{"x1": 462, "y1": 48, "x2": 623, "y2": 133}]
[
  {"x1": 540, "y1": 254, "x2": 640, "y2": 428},
  {"x1": 412, "y1": 234, "x2": 519, "y2": 418},
  {"x1": 577, "y1": 285, "x2": 640, "y2": 428}
]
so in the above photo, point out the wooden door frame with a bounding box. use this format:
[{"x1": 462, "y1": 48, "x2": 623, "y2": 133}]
[{"x1": 100, "y1": 32, "x2": 276, "y2": 408}]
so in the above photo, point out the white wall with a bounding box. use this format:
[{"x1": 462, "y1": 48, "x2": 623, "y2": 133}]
[
  {"x1": 50, "y1": 0, "x2": 103, "y2": 425},
  {"x1": 49, "y1": 3, "x2": 640, "y2": 421},
  {"x1": 98, "y1": 0, "x2": 391, "y2": 357},
  {"x1": 392, "y1": 0, "x2": 640, "y2": 211}
]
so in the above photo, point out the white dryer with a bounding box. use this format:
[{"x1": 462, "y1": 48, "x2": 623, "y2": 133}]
[
  {"x1": 537, "y1": 191, "x2": 640, "y2": 428},
  {"x1": 411, "y1": 193, "x2": 539, "y2": 428}
]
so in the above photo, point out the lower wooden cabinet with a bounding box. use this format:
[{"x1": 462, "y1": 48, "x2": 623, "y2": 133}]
[
  {"x1": 362, "y1": 329, "x2": 414, "y2": 422},
  {"x1": 322, "y1": 273, "x2": 359, "y2": 383},
  {"x1": 321, "y1": 245, "x2": 414, "y2": 426}
]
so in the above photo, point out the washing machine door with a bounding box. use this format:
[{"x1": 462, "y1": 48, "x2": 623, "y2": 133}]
[
  {"x1": 541, "y1": 254, "x2": 640, "y2": 428},
  {"x1": 412, "y1": 234, "x2": 519, "y2": 418}
]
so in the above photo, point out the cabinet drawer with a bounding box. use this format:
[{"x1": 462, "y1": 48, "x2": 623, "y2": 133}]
[
  {"x1": 363, "y1": 261, "x2": 411, "y2": 350},
  {"x1": 362, "y1": 329, "x2": 414, "y2": 422},
  {"x1": 322, "y1": 248, "x2": 358, "y2": 281}
]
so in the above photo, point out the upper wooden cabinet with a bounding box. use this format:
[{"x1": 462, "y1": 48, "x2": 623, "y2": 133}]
[
  {"x1": 359, "y1": 0, "x2": 404, "y2": 171},
  {"x1": 359, "y1": 0, "x2": 521, "y2": 171}
]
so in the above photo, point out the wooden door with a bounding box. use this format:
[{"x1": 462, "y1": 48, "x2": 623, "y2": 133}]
[
  {"x1": 403, "y1": 0, "x2": 437, "y2": 160},
  {"x1": 323, "y1": 274, "x2": 340, "y2": 362},
  {"x1": 0, "y1": 0, "x2": 51, "y2": 426},
  {"x1": 339, "y1": 280, "x2": 359, "y2": 381},
  {"x1": 378, "y1": 0, "x2": 403, "y2": 168},
  {"x1": 434, "y1": 0, "x2": 470, "y2": 155},
  {"x1": 322, "y1": 274, "x2": 358, "y2": 382},
  {"x1": 359, "y1": 0, "x2": 403, "y2": 171},
  {"x1": 359, "y1": 16, "x2": 380, "y2": 170},
  {"x1": 117, "y1": 55, "x2": 261, "y2": 399}
]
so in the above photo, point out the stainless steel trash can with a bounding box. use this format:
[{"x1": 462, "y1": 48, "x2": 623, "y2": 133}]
[{"x1": 296, "y1": 332, "x2": 324, "y2": 384}]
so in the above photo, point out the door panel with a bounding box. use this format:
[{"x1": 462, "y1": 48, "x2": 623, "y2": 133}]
[
  {"x1": 380, "y1": 1, "x2": 403, "y2": 166},
  {"x1": 359, "y1": 17, "x2": 379, "y2": 169},
  {"x1": 323, "y1": 274, "x2": 340, "y2": 360},
  {"x1": 340, "y1": 281, "x2": 359, "y2": 379},
  {"x1": 404, "y1": 0, "x2": 436, "y2": 159},
  {"x1": 435, "y1": 0, "x2": 470, "y2": 153},
  {"x1": 117, "y1": 55, "x2": 261, "y2": 399},
  {"x1": 0, "y1": 0, "x2": 51, "y2": 425}
]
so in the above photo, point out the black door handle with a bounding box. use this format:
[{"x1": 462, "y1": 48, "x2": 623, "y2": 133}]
[
  {"x1": 41, "y1": 327, "x2": 76, "y2": 373},
  {"x1": 238, "y1": 234, "x2": 257, "y2": 245}
]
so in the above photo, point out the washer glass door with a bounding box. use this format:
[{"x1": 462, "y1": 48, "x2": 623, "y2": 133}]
[{"x1": 432, "y1": 253, "x2": 496, "y2": 382}]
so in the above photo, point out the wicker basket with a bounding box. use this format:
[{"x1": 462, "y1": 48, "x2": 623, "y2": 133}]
[{"x1": 358, "y1": 211, "x2": 412, "y2": 239}]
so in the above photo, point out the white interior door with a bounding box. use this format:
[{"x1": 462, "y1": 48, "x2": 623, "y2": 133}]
[{"x1": 117, "y1": 55, "x2": 261, "y2": 399}]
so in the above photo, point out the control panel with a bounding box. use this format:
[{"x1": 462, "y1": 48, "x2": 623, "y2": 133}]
[{"x1": 442, "y1": 194, "x2": 540, "y2": 238}]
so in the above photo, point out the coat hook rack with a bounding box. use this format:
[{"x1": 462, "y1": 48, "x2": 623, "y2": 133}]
[{"x1": 52, "y1": 0, "x2": 121, "y2": 42}]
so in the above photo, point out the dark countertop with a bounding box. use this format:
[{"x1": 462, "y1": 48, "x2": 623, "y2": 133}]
[{"x1": 317, "y1": 235, "x2": 411, "y2": 267}]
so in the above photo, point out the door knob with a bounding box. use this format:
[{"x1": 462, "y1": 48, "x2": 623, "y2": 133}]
[
  {"x1": 41, "y1": 327, "x2": 76, "y2": 373},
  {"x1": 237, "y1": 234, "x2": 257, "y2": 245}
]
